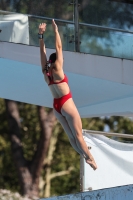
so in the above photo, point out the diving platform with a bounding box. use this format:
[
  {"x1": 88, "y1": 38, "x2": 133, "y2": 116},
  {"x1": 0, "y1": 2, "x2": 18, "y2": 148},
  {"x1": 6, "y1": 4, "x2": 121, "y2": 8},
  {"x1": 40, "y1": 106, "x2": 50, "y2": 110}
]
[{"x1": 0, "y1": 41, "x2": 133, "y2": 117}]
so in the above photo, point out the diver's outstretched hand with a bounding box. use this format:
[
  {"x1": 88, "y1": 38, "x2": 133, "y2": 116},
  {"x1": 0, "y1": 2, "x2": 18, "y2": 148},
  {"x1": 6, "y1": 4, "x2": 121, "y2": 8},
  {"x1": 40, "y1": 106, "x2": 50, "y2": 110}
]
[
  {"x1": 52, "y1": 19, "x2": 58, "y2": 32},
  {"x1": 39, "y1": 23, "x2": 47, "y2": 34},
  {"x1": 85, "y1": 157, "x2": 98, "y2": 171}
]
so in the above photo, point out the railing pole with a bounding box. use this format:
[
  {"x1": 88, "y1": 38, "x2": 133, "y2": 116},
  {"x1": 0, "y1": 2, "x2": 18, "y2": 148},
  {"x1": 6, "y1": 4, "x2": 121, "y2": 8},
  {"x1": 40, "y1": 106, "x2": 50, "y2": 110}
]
[
  {"x1": 83, "y1": 129, "x2": 133, "y2": 139},
  {"x1": 74, "y1": 0, "x2": 80, "y2": 52}
]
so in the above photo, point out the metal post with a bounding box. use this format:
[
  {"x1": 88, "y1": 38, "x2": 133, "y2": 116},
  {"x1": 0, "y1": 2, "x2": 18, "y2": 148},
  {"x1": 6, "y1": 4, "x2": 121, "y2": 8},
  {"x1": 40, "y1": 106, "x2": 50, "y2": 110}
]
[{"x1": 74, "y1": 0, "x2": 80, "y2": 52}]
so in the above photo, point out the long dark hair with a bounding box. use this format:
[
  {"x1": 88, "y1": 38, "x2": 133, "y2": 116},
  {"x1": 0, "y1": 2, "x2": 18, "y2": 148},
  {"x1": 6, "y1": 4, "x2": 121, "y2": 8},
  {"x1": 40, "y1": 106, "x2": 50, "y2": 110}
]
[{"x1": 49, "y1": 52, "x2": 56, "y2": 63}]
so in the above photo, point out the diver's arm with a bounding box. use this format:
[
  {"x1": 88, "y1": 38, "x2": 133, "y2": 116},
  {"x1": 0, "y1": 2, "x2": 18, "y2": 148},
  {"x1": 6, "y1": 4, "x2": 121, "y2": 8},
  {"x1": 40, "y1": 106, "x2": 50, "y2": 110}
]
[
  {"x1": 52, "y1": 19, "x2": 63, "y2": 70},
  {"x1": 39, "y1": 23, "x2": 47, "y2": 73}
]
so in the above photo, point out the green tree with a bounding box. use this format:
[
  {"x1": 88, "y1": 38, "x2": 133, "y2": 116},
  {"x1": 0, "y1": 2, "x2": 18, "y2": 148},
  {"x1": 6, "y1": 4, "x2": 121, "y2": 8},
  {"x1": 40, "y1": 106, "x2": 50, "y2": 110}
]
[
  {"x1": 4, "y1": 99, "x2": 56, "y2": 198},
  {"x1": 0, "y1": 99, "x2": 80, "y2": 198}
]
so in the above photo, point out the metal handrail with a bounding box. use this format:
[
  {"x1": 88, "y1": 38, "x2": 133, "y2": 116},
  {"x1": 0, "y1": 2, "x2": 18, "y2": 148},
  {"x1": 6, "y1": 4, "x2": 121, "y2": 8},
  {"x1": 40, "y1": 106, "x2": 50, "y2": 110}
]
[
  {"x1": 1, "y1": 10, "x2": 133, "y2": 35},
  {"x1": 83, "y1": 129, "x2": 133, "y2": 139},
  {"x1": 28, "y1": 14, "x2": 133, "y2": 35},
  {"x1": 28, "y1": 14, "x2": 74, "y2": 24},
  {"x1": 79, "y1": 22, "x2": 133, "y2": 34}
]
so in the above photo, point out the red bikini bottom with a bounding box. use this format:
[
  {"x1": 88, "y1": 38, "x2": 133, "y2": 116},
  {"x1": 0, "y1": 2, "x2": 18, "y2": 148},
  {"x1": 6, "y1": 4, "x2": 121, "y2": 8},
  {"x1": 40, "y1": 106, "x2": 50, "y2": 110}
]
[{"x1": 53, "y1": 92, "x2": 72, "y2": 114}]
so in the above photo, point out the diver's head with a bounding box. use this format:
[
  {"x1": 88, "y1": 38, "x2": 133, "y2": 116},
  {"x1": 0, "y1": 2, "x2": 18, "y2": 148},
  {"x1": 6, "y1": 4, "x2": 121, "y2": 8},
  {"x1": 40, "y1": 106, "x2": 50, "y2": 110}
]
[{"x1": 49, "y1": 52, "x2": 56, "y2": 65}]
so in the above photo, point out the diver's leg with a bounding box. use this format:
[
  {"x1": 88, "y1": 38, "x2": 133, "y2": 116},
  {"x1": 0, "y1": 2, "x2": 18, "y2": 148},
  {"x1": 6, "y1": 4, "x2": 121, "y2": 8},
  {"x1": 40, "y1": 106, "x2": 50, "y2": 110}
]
[
  {"x1": 54, "y1": 109, "x2": 83, "y2": 155},
  {"x1": 61, "y1": 99, "x2": 97, "y2": 170}
]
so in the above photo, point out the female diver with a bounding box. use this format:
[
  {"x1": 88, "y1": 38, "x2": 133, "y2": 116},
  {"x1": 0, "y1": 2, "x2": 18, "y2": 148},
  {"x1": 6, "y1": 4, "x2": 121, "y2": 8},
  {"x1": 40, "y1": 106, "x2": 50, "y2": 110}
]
[{"x1": 38, "y1": 19, "x2": 97, "y2": 170}]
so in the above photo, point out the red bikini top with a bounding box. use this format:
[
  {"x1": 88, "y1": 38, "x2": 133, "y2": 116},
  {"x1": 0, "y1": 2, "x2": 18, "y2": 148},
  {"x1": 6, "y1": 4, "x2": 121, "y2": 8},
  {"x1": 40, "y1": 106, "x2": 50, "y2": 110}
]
[{"x1": 47, "y1": 73, "x2": 68, "y2": 86}]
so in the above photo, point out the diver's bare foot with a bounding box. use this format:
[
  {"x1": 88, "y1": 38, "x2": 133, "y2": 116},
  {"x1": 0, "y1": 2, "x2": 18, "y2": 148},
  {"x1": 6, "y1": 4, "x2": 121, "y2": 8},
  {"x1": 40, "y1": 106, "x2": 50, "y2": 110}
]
[{"x1": 85, "y1": 157, "x2": 97, "y2": 170}]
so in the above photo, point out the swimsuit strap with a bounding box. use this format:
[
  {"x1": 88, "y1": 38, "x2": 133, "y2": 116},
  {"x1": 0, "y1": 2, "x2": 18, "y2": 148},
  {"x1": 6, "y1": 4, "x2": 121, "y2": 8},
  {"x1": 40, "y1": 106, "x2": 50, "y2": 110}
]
[{"x1": 48, "y1": 74, "x2": 68, "y2": 85}]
